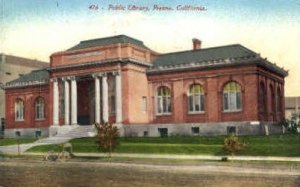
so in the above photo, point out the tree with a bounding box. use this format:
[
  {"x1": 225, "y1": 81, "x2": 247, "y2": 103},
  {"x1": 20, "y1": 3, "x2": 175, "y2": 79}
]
[
  {"x1": 223, "y1": 134, "x2": 245, "y2": 156},
  {"x1": 95, "y1": 122, "x2": 119, "y2": 159}
]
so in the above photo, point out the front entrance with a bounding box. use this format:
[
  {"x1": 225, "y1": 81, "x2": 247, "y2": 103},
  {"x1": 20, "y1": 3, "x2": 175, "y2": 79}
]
[{"x1": 77, "y1": 79, "x2": 94, "y2": 125}]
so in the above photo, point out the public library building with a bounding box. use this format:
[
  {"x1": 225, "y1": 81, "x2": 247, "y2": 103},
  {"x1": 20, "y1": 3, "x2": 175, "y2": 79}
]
[{"x1": 3, "y1": 35, "x2": 287, "y2": 137}]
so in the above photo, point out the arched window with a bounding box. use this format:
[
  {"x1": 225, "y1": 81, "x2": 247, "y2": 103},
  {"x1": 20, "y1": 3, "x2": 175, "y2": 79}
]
[
  {"x1": 157, "y1": 86, "x2": 171, "y2": 115},
  {"x1": 188, "y1": 84, "x2": 205, "y2": 113},
  {"x1": 15, "y1": 99, "x2": 24, "y2": 121},
  {"x1": 35, "y1": 97, "x2": 45, "y2": 120},
  {"x1": 259, "y1": 82, "x2": 266, "y2": 112},
  {"x1": 223, "y1": 82, "x2": 242, "y2": 111},
  {"x1": 276, "y1": 87, "x2": 282, "y2": 112}
]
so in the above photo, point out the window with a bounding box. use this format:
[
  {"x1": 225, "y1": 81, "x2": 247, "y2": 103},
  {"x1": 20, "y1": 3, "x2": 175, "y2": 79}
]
[
  {"x1": 15, "y1": 131, "x2": 21, "y2": 137},
  {"x1": 35, "y1": 97, "x2": 45, "y2": 120},
  {"x1": 188, "y1": 84, "x2": 205, "y2": 113},
  {"x1": 142, "y1": 96, "x2": 147, "y2": 113},
  {"x1": 143, "y1": 131, "x2": 148, "y2": 137},
  {"x1": 227, "y1": 126, "x2": 236, "y2": 135},
  {"x1": 5, "y1": 72, "x2": 11, "y2": 75},
  {"x1": 156, "y1": 86, "x2": 171, "y2": 115},
  {"x1": 191, "y1": 127, "x2": 200, "y2": 135},
  {"x1": 223, "y1": 82, "x2": 242, "y2": 112},
  {"x1": 35, "y1": 130, "x2": 42, "y2": 138},
  {"x1": 259, "y1": 82, "x2": 266, "y2": 113},
  {"x1": 158, "y1": 128, "x2": 168, "y2": 137},
  {"x1": 15, "y1": 99, "x2": 24, "y2": 121}
]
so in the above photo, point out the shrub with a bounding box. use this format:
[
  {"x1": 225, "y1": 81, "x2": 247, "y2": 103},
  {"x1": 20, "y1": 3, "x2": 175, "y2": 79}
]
[
  {"x1": 223, "y1": 134, "x2": 245, "y2": 156},
  {"x1": 278, "y1": 115, "x2": 300, "y2": 134},
  {"x1": 94, "y1": 122, "x2": 119, "y2": 159}
]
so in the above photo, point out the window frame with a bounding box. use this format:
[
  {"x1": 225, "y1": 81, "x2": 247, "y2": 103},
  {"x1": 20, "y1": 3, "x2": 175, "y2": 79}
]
[
  {"x1": 15, "y1": 99, "x2": 24, "y2": 121},
  {"x1": 156, "y1": 86, "x2": 172, "y2": 116},
  {"x1": 188, "y1": 84, "x2": 205, "y2": 114},
  {"x1": 35, "y1": 97, "x2": 45, "y2": 120},
  {"x1": 223, "y1": 82, "x2": 242, "y2": 112}
]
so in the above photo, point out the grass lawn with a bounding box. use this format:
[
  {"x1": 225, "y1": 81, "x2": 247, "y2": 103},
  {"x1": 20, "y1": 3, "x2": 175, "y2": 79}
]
[
  {"x1": 26, "y1": 134, "x2": 300, "y2": 157},
  {"x1": 0, "y1": 138, "x2": 37, "y2": 146}
]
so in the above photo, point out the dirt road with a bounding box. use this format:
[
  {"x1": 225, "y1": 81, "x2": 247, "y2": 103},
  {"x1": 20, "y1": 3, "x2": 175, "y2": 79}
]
[{"x1": 0, "y1": 159, "x2": 300, "y2": 187}]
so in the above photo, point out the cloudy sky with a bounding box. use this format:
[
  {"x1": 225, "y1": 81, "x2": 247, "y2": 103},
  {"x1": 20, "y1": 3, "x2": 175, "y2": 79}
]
[{"x1": 1, "y1": 0, "x2": 299, "y2": 96}]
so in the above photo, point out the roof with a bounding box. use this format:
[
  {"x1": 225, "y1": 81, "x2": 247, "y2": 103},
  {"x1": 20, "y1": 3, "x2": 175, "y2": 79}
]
[
  {"x1": 67, "y1": 35, "x2": 150, "y2": 51},
  {"x1": 1, "y1": 54, "x2": 49, "y2": 68},
  {"x1": 149, "y1": 44, "x2": 288, "y2": 76},
  {"x1": 153, "y1": 44, "x2": 256, "y2": 67},
  {"x1": 4, "y1": 69, "x2": 49, "y2": 89}
]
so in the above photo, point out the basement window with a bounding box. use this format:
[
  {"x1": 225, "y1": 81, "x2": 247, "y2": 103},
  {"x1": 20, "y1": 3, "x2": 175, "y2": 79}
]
[
  {"x1": 191, "y1": 127, "x2": 200, "y2": 135},
  {"x1": 15, "y1": 131, "x2": 21, "y2": 137},
  {"x1": 227, "y1": 126, "x2": 236, "y2": 135},
  {"x1": 143, "y1": 131, "x2": 148, "y2": 137},
  {"x1": 35, "y1": 131, "x2": 42, "y2": 138},
  {"x1": 158, "y1": 128, "x2": 168, "y2": 138}
]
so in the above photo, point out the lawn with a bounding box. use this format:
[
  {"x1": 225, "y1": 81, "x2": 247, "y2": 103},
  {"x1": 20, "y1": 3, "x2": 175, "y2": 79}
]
[
  {"x1": 26, "y1": 134, "x2": 300, "y2": 157},
  {"x1": 0, "y1": 138, "x2": 37, "y2": 146}
]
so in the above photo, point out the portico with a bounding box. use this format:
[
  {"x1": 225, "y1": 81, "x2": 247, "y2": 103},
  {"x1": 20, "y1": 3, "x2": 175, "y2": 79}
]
[{"x1": 51, "y1": 71, "x2": 122, "y2": 127}]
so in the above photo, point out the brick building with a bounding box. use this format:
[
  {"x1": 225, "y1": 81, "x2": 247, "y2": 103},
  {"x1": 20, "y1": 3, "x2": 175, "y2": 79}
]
[
  {"x1": 3, "y1": 35, "x2": 288, "y2": 138},
  {"x1": 0, "y1": 54, "x2": 48, "y2": 137}
]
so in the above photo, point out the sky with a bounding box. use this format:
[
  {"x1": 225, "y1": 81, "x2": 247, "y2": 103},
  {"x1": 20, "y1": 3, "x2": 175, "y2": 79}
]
[{"x1": 0, "y1": 0, "x2": 300, "y2": 96}]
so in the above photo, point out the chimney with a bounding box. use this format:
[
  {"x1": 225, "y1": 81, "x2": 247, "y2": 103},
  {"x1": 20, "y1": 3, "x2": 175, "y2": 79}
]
[
  {"x1": 0, "y1": 53, "x2": 5, "y2": 64},
  {"x1": 192, "y1": 38, "x2": 201, "y2": 50}
]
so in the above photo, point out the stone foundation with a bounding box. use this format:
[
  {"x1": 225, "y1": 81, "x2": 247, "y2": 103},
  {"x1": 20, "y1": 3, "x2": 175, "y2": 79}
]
[
  {"x1": 123, "y1": 121, "x2": 283, "y2": 137},
  {"x1": 4, "y1": 128, "x2": 49, "y2": 138},
  {"x1": 4, "y1": 121, "x2": 283, "y2": 138}
]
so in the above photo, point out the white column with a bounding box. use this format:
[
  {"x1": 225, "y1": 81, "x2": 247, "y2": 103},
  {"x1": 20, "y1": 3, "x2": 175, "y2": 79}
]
[
  {"x1": 53, "y1": 78, "x2": 59, "y2": 126},
  {"x1": 63, "y1": 78, "x2": 70, "y2": 125},
  {"x1": 102, "y1": 74, "x2": 109, "y2": 122},
  {"x1": 94, "y1": 75, "x2": 101, "y2": 124},
  {"x1": 115, "y1": 71, "x2": 122, "y2": 123},
  {"x1": 71, "y1": 76, "x2": 77, "y2": 125}
]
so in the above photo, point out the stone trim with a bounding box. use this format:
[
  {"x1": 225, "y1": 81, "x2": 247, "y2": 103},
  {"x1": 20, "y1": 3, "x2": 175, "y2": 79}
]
[
  {"x1": 147, "y1": 57, "x2": 287, "y2": 77},
  {"x1": 48, "y1": 58, "x2": 151, "y2": 72}
]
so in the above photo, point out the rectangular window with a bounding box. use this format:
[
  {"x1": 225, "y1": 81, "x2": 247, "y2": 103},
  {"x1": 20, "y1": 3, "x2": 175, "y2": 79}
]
[
  {"x1": 142, "y1": 96, "x2": 147, "y2": 113},
  {"x1": 158, "y1": 128, "x2": 168, "y2": 137},
  {"x1": 191, "y1": 127, "x2": 200, "y2": 135},
  {"x1": 143, "y1": 131, "x2": 148, "y2": 137},
  {"x1": 15, "y1": 131, "x2": 21, "y2": 137},
  {"x1": 227, "y1": 126, "x2": 236, "y2": 135}
]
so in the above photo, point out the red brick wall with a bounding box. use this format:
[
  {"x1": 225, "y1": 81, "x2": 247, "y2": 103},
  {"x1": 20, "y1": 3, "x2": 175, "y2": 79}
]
[
  {"x1": 122, "y1": 64, "x2": 149, "y2": 124},
  {"x1": 148, "y1": 64, "x2": 285, "y2": 124},
  {"x1": 5, "y1": 85, "x2": 50, "y2": 129}
]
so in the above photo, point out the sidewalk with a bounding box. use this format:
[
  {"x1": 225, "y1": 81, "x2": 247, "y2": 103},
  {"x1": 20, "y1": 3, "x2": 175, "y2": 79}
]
[
  {"x1": 23, "y1": 152, "x2": 300, "y2": 162},
  {"x1": 0, "y1": 137, "x2": 70, "y2": 154}
]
